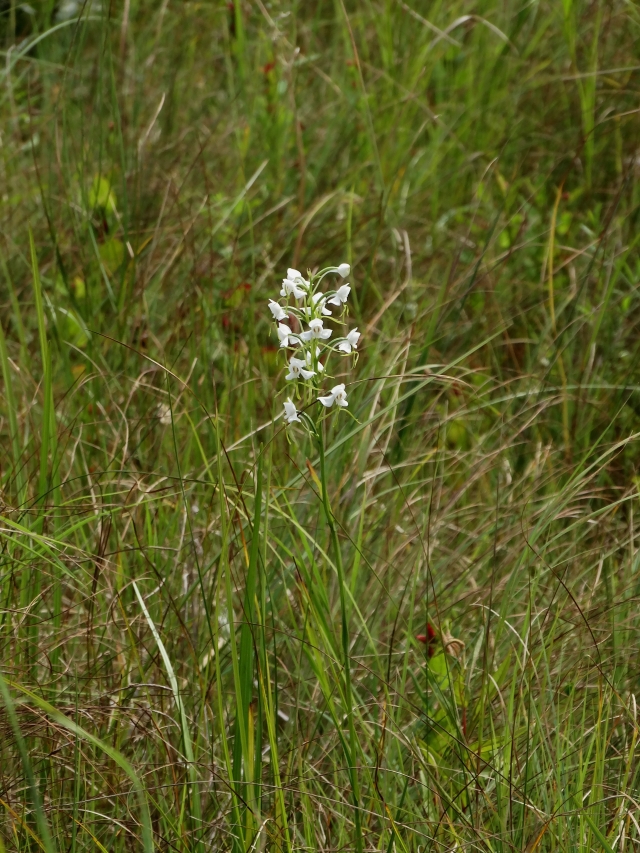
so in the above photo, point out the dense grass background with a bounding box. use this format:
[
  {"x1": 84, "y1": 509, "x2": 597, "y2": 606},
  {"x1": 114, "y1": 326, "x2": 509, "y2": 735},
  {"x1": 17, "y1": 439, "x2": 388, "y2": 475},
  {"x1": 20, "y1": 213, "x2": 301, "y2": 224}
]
[{"x1": 1, "y1": 0, "x2": 640, "y2": 850}]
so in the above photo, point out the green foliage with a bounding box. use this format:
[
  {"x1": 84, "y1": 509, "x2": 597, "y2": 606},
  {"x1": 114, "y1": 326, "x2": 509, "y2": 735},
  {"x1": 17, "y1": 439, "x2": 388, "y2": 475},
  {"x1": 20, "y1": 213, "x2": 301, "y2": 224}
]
[{"x1": 0, "y1": 1, "x2": 640, "y2": 851}]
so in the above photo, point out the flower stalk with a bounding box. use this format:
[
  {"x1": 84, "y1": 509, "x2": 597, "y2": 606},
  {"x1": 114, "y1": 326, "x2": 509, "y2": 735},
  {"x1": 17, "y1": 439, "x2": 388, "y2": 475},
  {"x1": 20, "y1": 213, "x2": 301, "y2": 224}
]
[
  {"x1": 268, "y1": 261, "x2": 364, "y2": 852},
  {"x1": 317, "y1": 425, "x2": 363, "y2": 853}
]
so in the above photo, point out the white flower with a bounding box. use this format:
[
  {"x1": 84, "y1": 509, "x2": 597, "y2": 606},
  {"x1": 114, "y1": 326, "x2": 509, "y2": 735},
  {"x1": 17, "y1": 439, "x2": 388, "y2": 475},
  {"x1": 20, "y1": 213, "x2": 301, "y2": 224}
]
[
  {"x1": 300, "y1": 318, "x2": 332, "y2": 342},
  {"x1": 337, "y1": 328, "x2": 360, "y2": 354},
  {"x1": 280, "y1": 268, "x2": 308, "y2": 300},
  {"x1": 285, "y1": 357, "x2": 315, "y2": 381},
  {"x1": 337, "y1": 263, "x2": 350, "y2": 278},
  {"x1": 304, "y1": 292, "x2": 332, "y2": 318},
  {"x1": 318, "y1": 383, "x2": 348, "y2": 408},
  {"x1": 157, "y1": 403, "x2": 172, "y2": 425},
  {"x1": 281, "y1": 279, "x2": 306, "y2": 300},
  {"x1": 327, "y1": 284, "x2": 351, "y2": 307},
  {"x1": 283, "y1": 399, "x2": 301, "y2": 423},
  {"x1": 277, "y1": 323, "x2": 294, "y2": 348},
  {"x1": 306, "y1": 351, "x2": 324, "y2": 372},
  {"x1": 268, "y1": 299, "x2": 288, "y2": 321}
]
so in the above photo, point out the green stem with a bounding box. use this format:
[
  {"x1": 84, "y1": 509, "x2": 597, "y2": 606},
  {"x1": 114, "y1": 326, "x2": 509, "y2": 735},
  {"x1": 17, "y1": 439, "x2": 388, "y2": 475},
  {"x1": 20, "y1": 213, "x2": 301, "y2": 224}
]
[{"x1": 317, "y1": 427, "x2": 363, "y2": 853}]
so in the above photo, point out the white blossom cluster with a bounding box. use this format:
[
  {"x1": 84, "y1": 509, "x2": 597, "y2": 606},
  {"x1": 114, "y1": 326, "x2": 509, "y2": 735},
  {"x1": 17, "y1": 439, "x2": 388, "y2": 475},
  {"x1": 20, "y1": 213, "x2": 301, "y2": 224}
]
[{"x1": 268, "y1": 263, "x2": 360, "y2": 427}]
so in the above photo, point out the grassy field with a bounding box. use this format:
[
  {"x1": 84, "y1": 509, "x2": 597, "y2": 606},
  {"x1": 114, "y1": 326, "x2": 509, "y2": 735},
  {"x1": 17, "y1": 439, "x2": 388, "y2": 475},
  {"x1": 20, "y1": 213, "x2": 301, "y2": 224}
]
[{"x1": 1, "y1": 0, "x2": 640, "y2": 850}]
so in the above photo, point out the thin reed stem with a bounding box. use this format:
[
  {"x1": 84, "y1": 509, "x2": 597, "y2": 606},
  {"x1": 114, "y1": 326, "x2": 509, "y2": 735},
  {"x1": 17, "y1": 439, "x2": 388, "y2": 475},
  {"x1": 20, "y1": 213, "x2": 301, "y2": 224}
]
[{"x1": 317, "y1": 426, "x2": 363, "y2": 853}]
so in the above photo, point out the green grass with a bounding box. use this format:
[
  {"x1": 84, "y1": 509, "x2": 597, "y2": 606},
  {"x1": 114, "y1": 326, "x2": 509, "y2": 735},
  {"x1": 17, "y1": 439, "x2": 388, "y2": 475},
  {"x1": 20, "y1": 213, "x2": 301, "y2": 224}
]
[{"x1": 1, "y1": 0, "x2": 640, "y2": 850}]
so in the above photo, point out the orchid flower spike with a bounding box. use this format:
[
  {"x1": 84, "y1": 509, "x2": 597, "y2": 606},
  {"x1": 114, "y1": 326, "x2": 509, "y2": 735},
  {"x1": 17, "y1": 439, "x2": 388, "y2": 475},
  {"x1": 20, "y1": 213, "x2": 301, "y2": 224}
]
[
  {"x1": 285, "y1": 357, "x2": 315, "y2": 381},
  {"x1": 328, "y1": 284, "x2": 350, "y2": 307},
  {"x1": 301, "y1": 318, "x2": 332, "y2": 342},
  {"x1": 272, "y1": 261, "x2": 359, "y2": 428},
  {"x1": 318, "y1": 383, "x2": 348, "y2": 408},
  {"x1": 283, "y1": 399, "x2": 301, "y2": 424},
  {"x1": 277, "y1": 323, "x2": 295, "y2": 348},
  {"x1": 337, "y1": 328, "x2": 360, "y2": 354},
  {"x1": 269, "y1": 299, "x2": 288, "y2": 321}
]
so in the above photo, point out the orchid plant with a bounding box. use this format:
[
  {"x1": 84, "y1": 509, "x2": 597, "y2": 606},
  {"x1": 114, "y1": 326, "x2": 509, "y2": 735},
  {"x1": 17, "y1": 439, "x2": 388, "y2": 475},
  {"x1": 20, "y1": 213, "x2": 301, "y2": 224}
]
[
  {"x1": 267, "y1": 263, "x2": 359, "y2": 432},
  {"x1": 268, "y1": 261, "x2": 365, "y2": 852}
]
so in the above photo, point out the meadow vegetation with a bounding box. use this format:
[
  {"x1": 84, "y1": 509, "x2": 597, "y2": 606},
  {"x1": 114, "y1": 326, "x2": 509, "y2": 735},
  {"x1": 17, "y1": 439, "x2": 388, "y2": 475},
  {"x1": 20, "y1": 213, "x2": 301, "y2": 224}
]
[{"x1": 1, "y1": 0, "x2": 640, "y2": 850}]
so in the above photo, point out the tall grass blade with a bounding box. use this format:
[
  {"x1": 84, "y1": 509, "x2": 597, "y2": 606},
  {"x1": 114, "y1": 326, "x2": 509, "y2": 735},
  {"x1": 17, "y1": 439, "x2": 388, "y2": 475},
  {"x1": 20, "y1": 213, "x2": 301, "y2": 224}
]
[{"x1": 133, "y1": 581, "x2": 202, "y2": 848}]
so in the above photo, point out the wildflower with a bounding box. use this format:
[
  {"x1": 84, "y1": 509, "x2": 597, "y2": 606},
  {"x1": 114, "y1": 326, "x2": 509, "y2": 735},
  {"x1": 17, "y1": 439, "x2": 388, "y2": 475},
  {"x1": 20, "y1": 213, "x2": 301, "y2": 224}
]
[
  {"x1": 328, "y1": 283, "x2": 351, "y2": 307},
  {"x1": 274, "y1": 261, "x2": 360, "y2": 428},
  {"x1": 157, "y1": 403, "x2": 172, "y2": 425},
  {"x1": 306, "y1": 351, "x2": 324, "y2": 372},
  {"x1": 285, "y1": 357, "x2": 315, "y2": 381},
  {"x1": 318, "y1": 384, "x2": 348, "y2": 408},
  {"x1": 337, "y1": 328, "x2": 360, "y2": 354},
  {"x1": 281, "y1": 279, "x2": 306, "y2": 300},
  {"x1": 304, "y1": 292, "x2": 332, "y2": 318},
  {"x1": 268, "y1": 299, "x2": 288, "y2": 321},
  {"x1": 277, "y1": 323, "x2": 295, "y2": 348},
  {"x1": 283, "y1": 399, "x2": 301, "y2": 423},
  {"x1": 301, "y1": 318, "x2": 332, "y2": 342},
  {"x1": 280, "y1": 268, "x2": 308, "y2": 300}
]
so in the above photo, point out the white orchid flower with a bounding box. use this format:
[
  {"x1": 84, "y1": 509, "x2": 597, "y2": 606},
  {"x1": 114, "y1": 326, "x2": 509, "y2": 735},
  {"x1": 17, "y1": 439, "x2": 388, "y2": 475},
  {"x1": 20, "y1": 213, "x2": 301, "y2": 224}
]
[
  {"x1": 280, "y1": 268, "x2": 308, "y2": 300},
  {"x1": 337, "y1": 328, "x2": 360, "y2": 354},
  {"x1": 306, "y1": 350, "x2": 324, "y2": 372},
  {"x1": 283, "y1": 399, "x2": 301, "y2": 423},
  {"x1": 277, "y1": 323, "x2": 295, "y2": 348},
  {"x1": 300, "y1": 318, "x2": 332, "y2": 342},
  {"x1": 268, "y1": 299, "x2": 288, "y2": 321},
  {"x1": 285, "y1": 357, "x2": 315, "y2": 381},
  {"x1": 318, "y1": 383, "x2": 348, "y2": 408},
  {"x1": 327, "y1": 284, "x2": 351, "y2": 307},
  {"x1": 303, "y1": 292, "x2": 332, "y2": 318},
  {"x1": 337, "y1": 263, "x2": 350, "y2": 277},
  {"x1": 281, "y1": 279, "x2": 307, "y2": 300}
]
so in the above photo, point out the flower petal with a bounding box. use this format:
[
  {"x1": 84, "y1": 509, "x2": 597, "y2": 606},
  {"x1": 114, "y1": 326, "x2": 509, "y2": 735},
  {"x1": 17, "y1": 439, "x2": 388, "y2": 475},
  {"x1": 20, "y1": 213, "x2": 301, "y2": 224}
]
[{"x1": 318, "y1": 394, "x2": 335, "y2": 407}]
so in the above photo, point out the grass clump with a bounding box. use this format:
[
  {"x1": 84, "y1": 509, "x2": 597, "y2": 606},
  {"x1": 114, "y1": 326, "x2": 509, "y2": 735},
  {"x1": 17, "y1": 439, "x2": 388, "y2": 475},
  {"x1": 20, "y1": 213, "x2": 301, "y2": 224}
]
[{"x1": 1, "y1": 1, "x2": 640, "y2": 850}]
